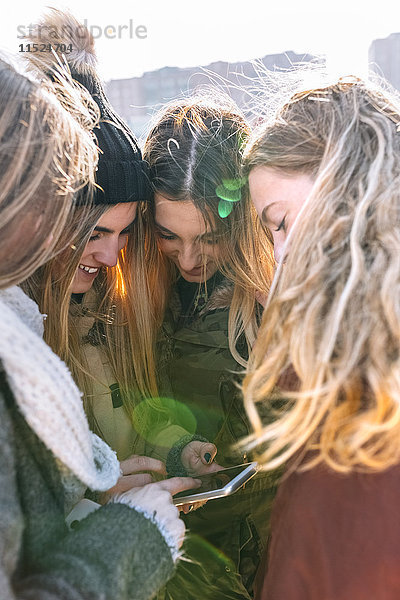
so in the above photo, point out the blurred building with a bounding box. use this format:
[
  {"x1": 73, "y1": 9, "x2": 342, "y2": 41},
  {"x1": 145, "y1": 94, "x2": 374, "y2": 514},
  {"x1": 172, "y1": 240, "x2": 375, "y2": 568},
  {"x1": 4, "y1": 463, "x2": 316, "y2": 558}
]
[
  {"x1": 105, "y1": 50, "x2": 317, "y2": 139},
  {"x1": 369, "y1": 33, "x2": 400, "y2": 90}
]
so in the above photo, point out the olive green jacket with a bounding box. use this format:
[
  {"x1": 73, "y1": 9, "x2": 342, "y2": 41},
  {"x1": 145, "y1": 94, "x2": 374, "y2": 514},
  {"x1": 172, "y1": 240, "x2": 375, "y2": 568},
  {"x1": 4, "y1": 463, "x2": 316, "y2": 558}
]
[
  {"x1": 157, "y1": 277, "x2": 280, "y2": 596},
  {"x1": 158, "y1": 280, "x2": 248, "y2": 463}
]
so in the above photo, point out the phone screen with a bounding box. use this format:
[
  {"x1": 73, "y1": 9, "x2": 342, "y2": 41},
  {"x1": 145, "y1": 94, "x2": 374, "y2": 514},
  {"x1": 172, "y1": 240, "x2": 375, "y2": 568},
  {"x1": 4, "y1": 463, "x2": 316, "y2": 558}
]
[{"x1": 173, "y1": 464, "x2": 253, "y2": 500}]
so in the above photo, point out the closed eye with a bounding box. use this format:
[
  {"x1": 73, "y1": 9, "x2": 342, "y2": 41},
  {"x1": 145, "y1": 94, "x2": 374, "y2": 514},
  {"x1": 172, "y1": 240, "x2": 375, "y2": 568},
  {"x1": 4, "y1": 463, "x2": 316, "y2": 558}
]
[
  {"x1": 157, "y1": 231, "x2": 176, "y2": 241},
  {"x1": 89, "y1": 233, "x2": 101, "y2": 242},
  {"x1": 274, "y1": 217, "x2": 286, "y2": 232}
]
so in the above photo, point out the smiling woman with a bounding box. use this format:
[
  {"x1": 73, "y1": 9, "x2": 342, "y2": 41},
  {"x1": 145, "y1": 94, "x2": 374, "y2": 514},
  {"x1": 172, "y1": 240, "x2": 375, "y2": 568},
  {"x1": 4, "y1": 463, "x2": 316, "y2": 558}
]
[
  {"x1": 21, "y1": 9, "x2": 164, "y2": 466},
  {"x1": 72, "y1": 202, "x2": 137, "y2": 293}
]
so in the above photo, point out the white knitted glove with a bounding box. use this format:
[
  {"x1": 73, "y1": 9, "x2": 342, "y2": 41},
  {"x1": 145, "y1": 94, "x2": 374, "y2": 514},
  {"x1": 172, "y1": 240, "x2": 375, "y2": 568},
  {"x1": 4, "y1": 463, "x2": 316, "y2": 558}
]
[{"x1": 111, "y1": 477, "x2": 200, "y2": 560}]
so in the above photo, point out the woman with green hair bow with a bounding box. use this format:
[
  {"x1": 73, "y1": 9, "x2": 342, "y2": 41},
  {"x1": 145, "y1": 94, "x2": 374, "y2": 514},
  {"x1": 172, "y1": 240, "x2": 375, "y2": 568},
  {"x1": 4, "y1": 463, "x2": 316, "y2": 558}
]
[{"x1": 141, "y1": 94, "x2": 278, "y2": 599}]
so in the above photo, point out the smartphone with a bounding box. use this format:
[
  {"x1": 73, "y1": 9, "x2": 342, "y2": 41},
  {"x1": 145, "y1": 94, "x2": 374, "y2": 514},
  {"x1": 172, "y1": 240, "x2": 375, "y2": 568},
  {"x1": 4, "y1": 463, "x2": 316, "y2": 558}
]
[{"x1": 172, "y1": 461, "x2": 259, "y2": 506}]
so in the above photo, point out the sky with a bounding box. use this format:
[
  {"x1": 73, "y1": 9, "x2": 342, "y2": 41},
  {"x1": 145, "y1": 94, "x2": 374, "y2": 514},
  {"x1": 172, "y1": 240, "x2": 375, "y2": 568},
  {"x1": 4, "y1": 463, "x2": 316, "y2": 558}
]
[{"x1": 1, "y1": 0, "x2": 399, "y2": 82}]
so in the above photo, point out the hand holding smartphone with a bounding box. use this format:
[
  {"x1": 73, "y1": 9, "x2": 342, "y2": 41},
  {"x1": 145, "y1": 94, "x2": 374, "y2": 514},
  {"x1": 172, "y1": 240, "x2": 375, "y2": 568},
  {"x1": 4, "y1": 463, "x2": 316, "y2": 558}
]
[{"x1": 172, "y1": 462, "x2": 259, "y2": 506}]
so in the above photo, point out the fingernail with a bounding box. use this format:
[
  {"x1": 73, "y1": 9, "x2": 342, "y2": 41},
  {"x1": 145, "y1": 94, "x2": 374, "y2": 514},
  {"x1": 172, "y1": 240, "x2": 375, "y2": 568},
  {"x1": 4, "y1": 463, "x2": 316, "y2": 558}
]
[{"x1": 204, "y1": 452, "x2": 212, "y2": 464}]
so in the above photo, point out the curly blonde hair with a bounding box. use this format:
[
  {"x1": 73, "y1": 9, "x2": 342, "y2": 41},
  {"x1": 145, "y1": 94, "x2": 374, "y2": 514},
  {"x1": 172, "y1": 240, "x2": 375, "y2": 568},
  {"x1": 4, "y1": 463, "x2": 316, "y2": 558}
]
[{"x1": 242, "y1": 74, "x2": 400, "y2": 473}]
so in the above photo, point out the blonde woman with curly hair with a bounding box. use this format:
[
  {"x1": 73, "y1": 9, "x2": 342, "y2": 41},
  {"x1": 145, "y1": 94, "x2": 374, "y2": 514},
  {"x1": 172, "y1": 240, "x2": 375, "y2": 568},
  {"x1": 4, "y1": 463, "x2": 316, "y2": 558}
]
[{"x1": 243, "y1": 73, "x2": 400, "y2": 599}]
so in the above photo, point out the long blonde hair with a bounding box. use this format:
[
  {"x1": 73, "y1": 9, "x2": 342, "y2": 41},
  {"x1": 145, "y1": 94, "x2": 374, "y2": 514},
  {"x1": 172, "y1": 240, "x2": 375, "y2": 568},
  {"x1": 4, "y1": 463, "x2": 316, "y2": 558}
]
[
  {"x1": 242, "y1": 74, "x2": 400, "y2": 473},
  {"x1": 22, "y1": 204, "x2": 108, "y2": 385},
  {"x1": 0, "y1": 58, "x2": 98, "y2": 288},
  {"x1": 143, "y1": 95, "x2": 274, "y2": 366}
]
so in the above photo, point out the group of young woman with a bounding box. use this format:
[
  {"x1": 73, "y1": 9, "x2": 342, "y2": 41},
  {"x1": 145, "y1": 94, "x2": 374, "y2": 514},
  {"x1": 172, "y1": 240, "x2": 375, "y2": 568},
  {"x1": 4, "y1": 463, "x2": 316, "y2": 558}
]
[
  {"x1": 19, "y1": 10, "x2": 279, "y2": 600},
  {"x1": 1, "y1": 7, "x2": 400, "y2": 600}
]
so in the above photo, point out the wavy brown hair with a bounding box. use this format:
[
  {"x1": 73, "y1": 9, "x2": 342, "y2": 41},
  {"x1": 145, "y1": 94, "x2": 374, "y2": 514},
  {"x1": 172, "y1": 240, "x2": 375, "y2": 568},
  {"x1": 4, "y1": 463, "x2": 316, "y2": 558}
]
[{"x1": 242, "y1": 74, "x2": 400, "y2": 473}]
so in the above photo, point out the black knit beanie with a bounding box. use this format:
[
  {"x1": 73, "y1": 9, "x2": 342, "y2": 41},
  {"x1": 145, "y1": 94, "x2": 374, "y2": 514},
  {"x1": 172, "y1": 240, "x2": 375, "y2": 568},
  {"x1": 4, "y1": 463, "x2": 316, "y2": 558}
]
[
  {"x1": 25, "y1": 9, "x2": 151, "y2": 206},
  {"x1": 72, "y1": 71, "x2": 151, "y2": 205}
]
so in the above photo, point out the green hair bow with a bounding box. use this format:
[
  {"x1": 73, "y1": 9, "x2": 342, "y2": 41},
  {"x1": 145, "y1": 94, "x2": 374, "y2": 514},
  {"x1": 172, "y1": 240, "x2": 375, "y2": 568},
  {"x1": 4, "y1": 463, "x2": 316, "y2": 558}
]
[{"x1": 215, "y1": 177, "x2": 247, "y2": 218}]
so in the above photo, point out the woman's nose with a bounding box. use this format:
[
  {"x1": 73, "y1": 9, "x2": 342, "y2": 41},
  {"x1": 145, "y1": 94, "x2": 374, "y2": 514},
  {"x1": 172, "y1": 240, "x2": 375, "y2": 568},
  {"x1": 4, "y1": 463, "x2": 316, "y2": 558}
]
[
  {"x1": 178, "y1": 246, "x2": 201, "y2": 271},
  {"x1": 93, "y1": 239, "x2": 120, "y2": 267}
]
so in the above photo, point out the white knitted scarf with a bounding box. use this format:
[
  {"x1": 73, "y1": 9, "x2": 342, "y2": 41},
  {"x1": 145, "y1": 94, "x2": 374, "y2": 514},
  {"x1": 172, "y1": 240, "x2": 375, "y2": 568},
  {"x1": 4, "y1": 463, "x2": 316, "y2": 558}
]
[{"x1": 0, "y1": 286, "x2": 120, "y2": 491}]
